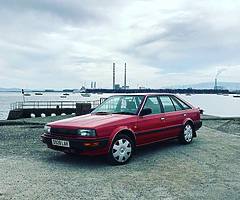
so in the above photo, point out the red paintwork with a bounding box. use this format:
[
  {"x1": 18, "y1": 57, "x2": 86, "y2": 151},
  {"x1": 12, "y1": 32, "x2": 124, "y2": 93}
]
[{"x1": 41, "y1": 94, "x2": 201, "y2": 156}]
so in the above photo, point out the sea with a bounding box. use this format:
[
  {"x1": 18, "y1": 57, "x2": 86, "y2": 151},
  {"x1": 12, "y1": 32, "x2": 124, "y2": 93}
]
[{"x1": 0, "y1": 92, "x2": 240, "y2": 120}]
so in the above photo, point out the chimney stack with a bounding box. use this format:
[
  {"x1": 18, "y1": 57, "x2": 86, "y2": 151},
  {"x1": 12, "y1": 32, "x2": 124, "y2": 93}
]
[
  {"x1": 124, "y1": 63, "x2": 127, "y2": 90},
  {"x1": 113, "y1": 63, "x2": 115, "y2": 89}
]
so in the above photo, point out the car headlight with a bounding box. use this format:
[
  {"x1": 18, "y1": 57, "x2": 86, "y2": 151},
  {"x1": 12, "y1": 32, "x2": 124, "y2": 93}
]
[
  {"x1": 44, "y1": 125, "x2": 51, "y2": 133},
  {"x1": 77, "y1": 129, "x2": 96, "y2": 137}
]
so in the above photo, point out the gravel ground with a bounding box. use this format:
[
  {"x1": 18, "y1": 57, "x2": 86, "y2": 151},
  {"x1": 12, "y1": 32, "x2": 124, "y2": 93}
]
[
  {"x1": 203, "y1": 119, "x2": 240, "y2": 136},
  {"x1": 0, "y1": 118, "x2": 240, "y2": 200}
]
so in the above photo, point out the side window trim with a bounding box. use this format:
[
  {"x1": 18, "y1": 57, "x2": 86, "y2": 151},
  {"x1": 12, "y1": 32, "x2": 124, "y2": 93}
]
[
  {"x1": 157, "y1": 95, "x2": 165, "y2": 113},
  {"x1": 136, "y1": 96, "x2": 146, "y2": 114},
  {"x1": 169, "y1": 96, "x2": 177, "y2": 111}
]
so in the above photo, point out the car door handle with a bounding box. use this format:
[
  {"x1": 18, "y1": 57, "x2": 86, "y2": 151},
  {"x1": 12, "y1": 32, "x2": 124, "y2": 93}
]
[{"x1": 160, "y1": 117, "x2": 165, "y2": 120}]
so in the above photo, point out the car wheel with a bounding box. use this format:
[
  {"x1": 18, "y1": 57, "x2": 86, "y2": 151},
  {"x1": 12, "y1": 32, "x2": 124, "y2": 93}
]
[
  {"x1": 64, "y1": 151, "x2": 76, "y2": 156},
  {"x1": 179, "y1": 123, "x2": 194, "y2": 144},
  {"x1": 108, "y1": 134, "x2": 134, "y2": 165}
]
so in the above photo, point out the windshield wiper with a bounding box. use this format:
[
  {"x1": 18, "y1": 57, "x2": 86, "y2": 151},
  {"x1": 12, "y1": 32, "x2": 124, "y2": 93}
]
[{"x1": 112, "y1": 111, "x2": 135, "y2": 115}]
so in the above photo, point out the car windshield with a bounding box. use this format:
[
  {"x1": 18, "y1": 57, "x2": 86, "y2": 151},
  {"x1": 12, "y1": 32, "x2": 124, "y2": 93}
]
[{"x1": 92, "y1": 95, "x2": 144, "y2": 115}]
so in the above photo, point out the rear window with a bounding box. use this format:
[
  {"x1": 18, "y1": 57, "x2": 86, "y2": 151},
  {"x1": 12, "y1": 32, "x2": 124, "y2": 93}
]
[
  {"x1": 171, "y1": 97, "x2": 183, "y2": 111},
  {"x1": 159, "y1": 96, "x2": 175, "y2": 112},
  {"x1": 172, "y1": 96, "x2": 191, "y2": 110}
]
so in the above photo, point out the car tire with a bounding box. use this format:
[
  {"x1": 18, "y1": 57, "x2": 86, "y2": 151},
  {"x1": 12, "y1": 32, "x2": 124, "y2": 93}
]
[
  {"x1": 64, "y1": 151, "x2": 76, "y2": 156},
  {"x1": 179, "y1": 123, "x2": 194, "y2": 144},
  {"x1": 108, "y1": 134, "x2": 134, "y2": 165}
]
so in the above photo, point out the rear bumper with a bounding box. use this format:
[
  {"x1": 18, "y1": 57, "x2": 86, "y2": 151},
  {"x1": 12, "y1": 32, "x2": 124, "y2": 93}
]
[
  {"x1": 194, "y1": 120, "x2": 202, "y2": 131},
  {"x1": 41, "y1": 134, "x2": 109, "y2": 155}
]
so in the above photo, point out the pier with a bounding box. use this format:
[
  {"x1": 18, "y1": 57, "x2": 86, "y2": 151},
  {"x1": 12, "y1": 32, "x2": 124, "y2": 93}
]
[{"x1": 7, "y1": 99, "x2": 105, "y2": 120}]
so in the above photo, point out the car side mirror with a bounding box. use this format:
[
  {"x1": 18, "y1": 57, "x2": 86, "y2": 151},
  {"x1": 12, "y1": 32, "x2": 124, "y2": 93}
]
[
  {"x1": 198, "y1": 107, "x2": 203, "y2": 114},
  {"x1": 140, "y1": 108, "x2": 152, "y2": 116}
]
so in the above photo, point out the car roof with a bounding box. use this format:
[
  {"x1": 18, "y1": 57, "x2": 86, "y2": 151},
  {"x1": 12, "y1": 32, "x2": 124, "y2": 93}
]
[
  {"x1": 109, "y1": 93, "x2": 176, "y2": 96},
  {"x1": 104, "y1": 93, "x2": 194, "y2": 108}
]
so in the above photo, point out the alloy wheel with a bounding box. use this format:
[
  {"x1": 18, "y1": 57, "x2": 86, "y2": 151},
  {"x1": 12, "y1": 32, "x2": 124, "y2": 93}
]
[{"x1": 184, "y1": 124, "x2": 193, "y2": 143}]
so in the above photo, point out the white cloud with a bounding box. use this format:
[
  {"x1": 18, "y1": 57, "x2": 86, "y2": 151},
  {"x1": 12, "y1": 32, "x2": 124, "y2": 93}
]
[{"x1": 0, "y1": 0, "x2": 240, "y2": 89}]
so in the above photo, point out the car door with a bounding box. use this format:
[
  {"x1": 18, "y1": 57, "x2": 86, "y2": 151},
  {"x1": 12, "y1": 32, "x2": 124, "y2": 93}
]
[
  {"x1": 158, "y1": 95, "x2": 184, "y2": 138},
  {"x1": 135, "y1": 96, "x2": 165, "y2": 145}
]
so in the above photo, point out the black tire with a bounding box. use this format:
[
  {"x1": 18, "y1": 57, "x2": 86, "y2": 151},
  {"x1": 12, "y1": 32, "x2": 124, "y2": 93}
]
[
  {"x1": 179, "y1": 123, "x2": 194, "y2": 144},
  {"x1": 108, "y1": 134, "x2": 134, "y2": 165},
  {"x1": 64, "y1": 151, "x2": 76, "y2": 156}
]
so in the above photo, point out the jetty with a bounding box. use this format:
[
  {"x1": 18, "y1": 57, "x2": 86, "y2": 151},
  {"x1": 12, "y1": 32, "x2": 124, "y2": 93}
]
[{"x1": 7, "y1": 99, "x2": 105, "y2": 120}]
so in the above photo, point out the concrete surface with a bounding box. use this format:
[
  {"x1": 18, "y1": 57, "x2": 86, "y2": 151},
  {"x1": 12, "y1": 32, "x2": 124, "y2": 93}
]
[{"x1": 0, "y1": 120, "x2": 239, "y2": 200}]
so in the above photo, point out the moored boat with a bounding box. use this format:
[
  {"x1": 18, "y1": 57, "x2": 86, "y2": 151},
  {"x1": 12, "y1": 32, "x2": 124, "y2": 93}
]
[
  {"x1": 233, "y1": 95, "x2": 240, "y2": 98},
  {"x1": 81, "y1": 93, "x2": 91, "y2": 97},
  {"x1": 35, "y1": 93, "x2": 43, "y2": 95}
]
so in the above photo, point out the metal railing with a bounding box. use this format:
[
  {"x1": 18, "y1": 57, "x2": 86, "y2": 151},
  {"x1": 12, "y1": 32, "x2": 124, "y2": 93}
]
[{"x1": 10, "y1": 99, "x2": 106, "y2": 110}]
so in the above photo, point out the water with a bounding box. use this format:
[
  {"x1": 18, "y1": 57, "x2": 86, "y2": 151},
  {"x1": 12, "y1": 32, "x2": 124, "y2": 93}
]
[
  {"x1": 0, "y1": 92, "x2": 239, "y2": 120},
  {"x1": 179, "y1": 94, "x2": 240, "y2": 117},
  {"x1": 0, "y1": 92, "x2": 110, "y2": 120}
]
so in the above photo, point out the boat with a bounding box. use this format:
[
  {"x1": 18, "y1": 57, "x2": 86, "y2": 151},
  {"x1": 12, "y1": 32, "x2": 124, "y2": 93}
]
[
  {"x1": 60, "y1": 96, "x2": 67, "y2": 98},
  {"x1": 73, "y1": 86, "x2": 86, "y2": 94},
  {"x1": 81, "y1": 93, "x2": 91, "y2": 97},
  {"x1": 35, "y1": 92, "x2": 43, "y2": 95},
  {"x1": 73, "y1": 89, "x2": 80, "y2": 93},
  {"x1": 233, "y1": 95, "x2": 240, "y2": 98},
  {"x1": 63, "y1": 93, "x2": 69, "y2": 96},
  {"x1": 24, "y1": 93, "x2": 31, "y2": 96}
]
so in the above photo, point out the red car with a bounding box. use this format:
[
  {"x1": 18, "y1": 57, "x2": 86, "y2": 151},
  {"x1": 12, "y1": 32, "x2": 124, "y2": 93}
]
[{"x1": 41, "y1": 93, "x2": 202, "y2": 164}]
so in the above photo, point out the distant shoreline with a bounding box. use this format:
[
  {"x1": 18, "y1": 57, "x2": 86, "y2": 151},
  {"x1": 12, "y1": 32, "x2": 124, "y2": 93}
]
[{"x1": 1, "y1": 88, "x2": 239, "y2": 94}]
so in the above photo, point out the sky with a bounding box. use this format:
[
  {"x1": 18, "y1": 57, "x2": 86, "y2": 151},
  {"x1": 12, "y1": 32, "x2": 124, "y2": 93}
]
[{"x1": 0, "y1": 0, "x2": 240, "y2": 89}]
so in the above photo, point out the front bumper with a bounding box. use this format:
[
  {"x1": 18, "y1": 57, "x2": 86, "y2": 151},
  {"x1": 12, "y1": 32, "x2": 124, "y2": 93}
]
[{"x1": 41, "y1": 134, "x2": 109, "y2": 155}]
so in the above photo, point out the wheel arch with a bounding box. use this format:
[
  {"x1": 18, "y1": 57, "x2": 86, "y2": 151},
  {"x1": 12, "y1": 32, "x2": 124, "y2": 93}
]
[
  {"x1": 108, "y1": 128, "x2": 136, "y2": 152},
  {"x1": 183, "y1": 118, "x2": 196, "y2": 137}
]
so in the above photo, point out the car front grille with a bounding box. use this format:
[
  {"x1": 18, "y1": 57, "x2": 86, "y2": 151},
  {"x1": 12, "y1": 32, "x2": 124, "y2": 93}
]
[{"x1": 50, "y1": 128, "x2": 78, "y2": 135}]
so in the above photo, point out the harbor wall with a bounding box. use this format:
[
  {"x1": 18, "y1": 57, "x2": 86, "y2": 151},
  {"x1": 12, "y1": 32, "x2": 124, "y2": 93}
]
[{"x1": 7, "y1": 103, "x2": 92, "y2": 120}]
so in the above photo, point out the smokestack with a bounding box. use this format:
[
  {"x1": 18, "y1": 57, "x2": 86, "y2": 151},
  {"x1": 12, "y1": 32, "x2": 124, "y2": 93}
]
[
  {"x1": 124, "y1": 63, "x2": 126, "y2": 90},
  {"x1": 113, "y1": 63, "x2": 115, "y2": 89},
  {"x1": 214, "y1": 78, "x2": 217, "y2": 90}
]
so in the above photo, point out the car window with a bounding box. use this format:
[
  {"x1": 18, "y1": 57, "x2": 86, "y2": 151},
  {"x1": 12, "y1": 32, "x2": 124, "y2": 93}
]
[
  {"x1": 119, "y1": 97, "x2": 137, "y2": 112},
  {"x1": 135, "y1": 96, "x2": 143, "y2": 108},
  {"x1": 171, "y1": 97, "x2": 184, "y2": 111},
  {"x1": 99, "y1": 96, "x2": 121, "y2": 111},
  {"x1": 172, "y1": 96, "x2": 191, "y2": 110},
  {"x1": 159, "y1": 96, "x2": 175, "y2": 112},
  {"x1": 143, "y1": 96, "x2": 161, "y2": 114},
  {"x1": 92, "y1": 95, "x2": 144, "y2": 114}
]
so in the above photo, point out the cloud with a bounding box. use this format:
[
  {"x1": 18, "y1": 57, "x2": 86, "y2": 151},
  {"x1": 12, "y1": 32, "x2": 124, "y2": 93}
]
[{"x1": 0, "y1": 0, "x2": 240, "y2": 89}]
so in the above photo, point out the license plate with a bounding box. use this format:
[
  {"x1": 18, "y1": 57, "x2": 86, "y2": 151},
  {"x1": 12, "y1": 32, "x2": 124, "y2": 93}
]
[{"x1": 52, "y1": 139, "x2": 70, "y2": 148}]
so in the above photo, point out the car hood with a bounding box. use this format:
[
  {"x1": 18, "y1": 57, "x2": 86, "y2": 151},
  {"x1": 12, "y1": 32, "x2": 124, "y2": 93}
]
[{"x1": 48, "y1": 114, "x2": 135, "y2": 129}]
